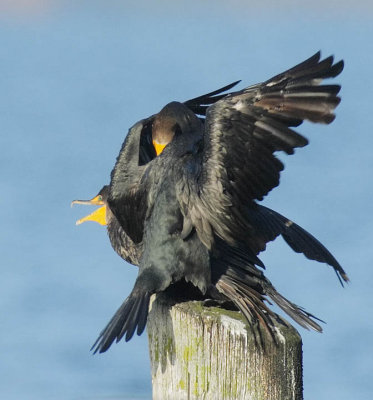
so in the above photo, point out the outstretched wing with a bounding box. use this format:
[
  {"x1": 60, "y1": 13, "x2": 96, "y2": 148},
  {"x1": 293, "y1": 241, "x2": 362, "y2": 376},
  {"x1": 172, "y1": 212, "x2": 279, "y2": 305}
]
[
  {"x1": 108, "y1": 81, "x2": 241, "y2": 244},
  {"x1": 249, "y1": 205, "x2": 349, "y2": 284},
  {"x1": 178, "y1": 52, "x2": 343, "y2": 248},
  {"x1": 205, "y1": 52, "x2": 343, "y2": 202}
]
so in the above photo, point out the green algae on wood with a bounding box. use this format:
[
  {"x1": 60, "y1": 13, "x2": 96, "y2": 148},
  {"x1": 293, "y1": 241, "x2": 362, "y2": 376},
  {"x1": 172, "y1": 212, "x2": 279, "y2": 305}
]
[{"x1": 147, "y1": 294, "x2": 303, "y2": 400}]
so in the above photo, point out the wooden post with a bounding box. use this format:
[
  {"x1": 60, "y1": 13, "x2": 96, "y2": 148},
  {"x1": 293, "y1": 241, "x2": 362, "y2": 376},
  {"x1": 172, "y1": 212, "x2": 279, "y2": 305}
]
[{"x1": 147, "y1": 294, "x2": 303, "y2": 400}]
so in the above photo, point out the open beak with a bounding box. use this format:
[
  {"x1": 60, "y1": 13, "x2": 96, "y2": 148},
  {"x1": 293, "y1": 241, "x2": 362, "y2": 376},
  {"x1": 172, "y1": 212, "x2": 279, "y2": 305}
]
[{"x1": 71, "y1": 195, "x2": 107, "y2": 226}]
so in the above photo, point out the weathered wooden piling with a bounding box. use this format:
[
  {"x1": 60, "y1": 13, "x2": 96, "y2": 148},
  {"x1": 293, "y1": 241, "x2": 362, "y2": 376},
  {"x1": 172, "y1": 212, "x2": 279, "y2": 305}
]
[{"x1": 147, "y1": 294, "x2": 303, "y2": 400}]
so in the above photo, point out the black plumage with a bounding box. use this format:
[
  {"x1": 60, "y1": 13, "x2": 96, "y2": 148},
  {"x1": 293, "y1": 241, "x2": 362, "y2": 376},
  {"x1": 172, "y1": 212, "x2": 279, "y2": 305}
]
[
  {"x1": 78, "y1": 52, "x2": 348, "y2": 353},
  {"x1": 72, "y1": 186, "x2": 142, "y2": 265}
]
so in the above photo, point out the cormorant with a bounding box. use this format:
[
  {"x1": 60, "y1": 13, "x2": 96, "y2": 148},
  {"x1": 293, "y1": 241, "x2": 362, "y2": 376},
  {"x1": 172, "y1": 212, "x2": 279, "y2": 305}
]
[
  {"x1": 74, "y1": 52, "x2": 348, "y2": 353},
  {"x1": 73, "y1": 186, "x2": 141, "y2": 265}
]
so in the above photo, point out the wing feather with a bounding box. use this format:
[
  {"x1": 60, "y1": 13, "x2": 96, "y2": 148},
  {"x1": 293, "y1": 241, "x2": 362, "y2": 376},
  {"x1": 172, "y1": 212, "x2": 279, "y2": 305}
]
[
  {"x1": 184, "y1": 80, "x2": 241, "y2": 116},
  {"x1": 109, "y1": 118, "x2": 154, "y2": 243},
  {"x1": 184, "y1": 53, "x2": 343, "y2": 247}
]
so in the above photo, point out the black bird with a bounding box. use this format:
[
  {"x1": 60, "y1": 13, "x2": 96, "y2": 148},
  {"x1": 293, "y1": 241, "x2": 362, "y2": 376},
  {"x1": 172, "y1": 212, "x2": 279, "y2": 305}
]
[
  {"x1": 74, "y1": 183, "x2": 347, "y2": 351},
  {"x1": 73, "y1": 186, "x2": 141, "y2": 265},
  {"x1": 76, "y1": 52, "x2": 348, "y2": 353}
]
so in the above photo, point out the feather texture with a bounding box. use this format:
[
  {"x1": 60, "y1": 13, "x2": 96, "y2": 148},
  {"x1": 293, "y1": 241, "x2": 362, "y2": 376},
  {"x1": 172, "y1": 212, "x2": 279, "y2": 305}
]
[{"x1": 89, "y1": 53, "x2": 347, "y2": 353}]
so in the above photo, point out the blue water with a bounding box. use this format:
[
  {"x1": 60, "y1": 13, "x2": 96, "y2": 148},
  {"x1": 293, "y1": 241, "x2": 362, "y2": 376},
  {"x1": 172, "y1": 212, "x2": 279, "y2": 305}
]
[{"x1": 1, "y1": 1, "x2": 372, "y2": 399}]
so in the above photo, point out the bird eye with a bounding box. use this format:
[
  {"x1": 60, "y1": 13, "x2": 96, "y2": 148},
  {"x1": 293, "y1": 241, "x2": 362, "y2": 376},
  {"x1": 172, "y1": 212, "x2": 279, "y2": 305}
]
[{"x1": 98, "y1": 195, "x2": 103, "y2": 201}]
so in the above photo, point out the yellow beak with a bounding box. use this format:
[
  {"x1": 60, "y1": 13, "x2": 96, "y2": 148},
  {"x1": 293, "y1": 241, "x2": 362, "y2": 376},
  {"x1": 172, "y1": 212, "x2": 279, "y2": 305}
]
[
  {"x1": 71, "y1": 195, "x2": 107, "y2": 226},
  {"x1": 152, "y1": 139, "x2": 167, "y2": 156}
]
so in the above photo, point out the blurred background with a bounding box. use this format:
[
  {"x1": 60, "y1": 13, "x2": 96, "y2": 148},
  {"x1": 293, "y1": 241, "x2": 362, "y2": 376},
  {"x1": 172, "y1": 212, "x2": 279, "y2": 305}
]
[{"x1": 1, "y1": 0, "x2": 372, "y2": 399}]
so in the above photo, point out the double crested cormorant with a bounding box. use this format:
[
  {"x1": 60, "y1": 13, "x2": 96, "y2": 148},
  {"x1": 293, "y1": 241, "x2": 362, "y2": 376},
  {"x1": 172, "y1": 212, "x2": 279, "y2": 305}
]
[
  {"x1": 73, "y1": 186, "x2": 141, "y2": 265},
  {"x1": 74, "y1": 52, "x2": 348, "y2": 353}
]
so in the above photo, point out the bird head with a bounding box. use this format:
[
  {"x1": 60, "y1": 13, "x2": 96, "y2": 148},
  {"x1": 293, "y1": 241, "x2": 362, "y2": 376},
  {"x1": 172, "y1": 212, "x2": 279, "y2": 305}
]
[
  {"x1": 71, "y1": 185, "x2": 110, "y2": 226},
  {"x1": 152, "y1": 101, "x2": 202, "y2": 156}
]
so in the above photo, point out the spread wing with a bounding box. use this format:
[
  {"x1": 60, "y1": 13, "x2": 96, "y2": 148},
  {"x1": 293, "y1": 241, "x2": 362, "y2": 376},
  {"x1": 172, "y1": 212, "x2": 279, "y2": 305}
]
[
  {"x1": 177, "y1": 52, "x2": 343, "y2": 248},
  {"x1": 107, "y1": 82, "x2": 241, "y2": 244}
]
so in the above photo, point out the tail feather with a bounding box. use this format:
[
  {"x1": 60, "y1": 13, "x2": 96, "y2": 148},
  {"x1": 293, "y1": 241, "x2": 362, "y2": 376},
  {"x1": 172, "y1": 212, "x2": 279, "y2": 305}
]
[
  {"x1": 91, "y1": 290, "x2": 151, "y2": 354},
  {"x1": 215, "y1": 266, "x2": 323, "y2": 341},
  {"x1": 215, "y1": 274, "x2": 278, "y2": 345},
  {"x1": 265, "y1": 285, "x2": 323, "y2": 332},
  {"x1": 136, "y1": 295, "x2": 149, "y2": 336}
]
